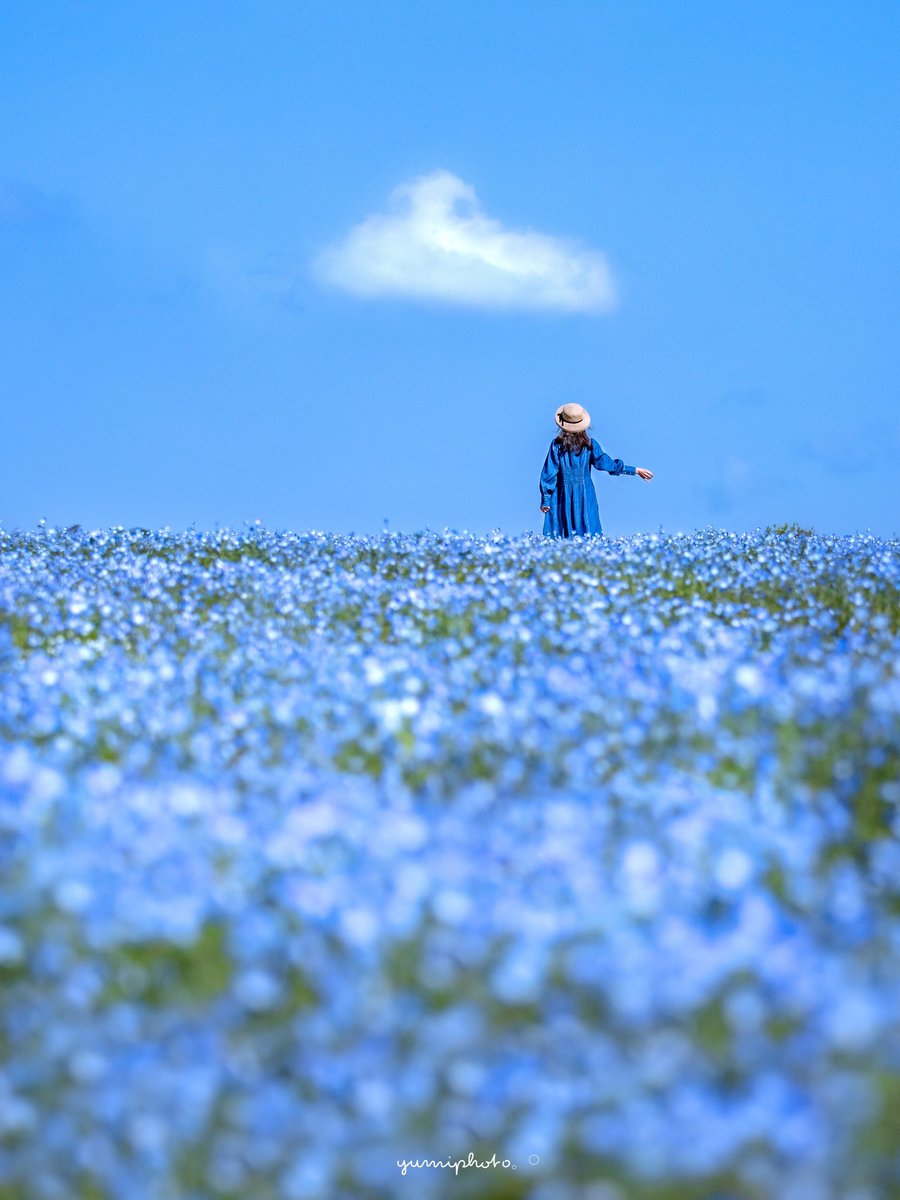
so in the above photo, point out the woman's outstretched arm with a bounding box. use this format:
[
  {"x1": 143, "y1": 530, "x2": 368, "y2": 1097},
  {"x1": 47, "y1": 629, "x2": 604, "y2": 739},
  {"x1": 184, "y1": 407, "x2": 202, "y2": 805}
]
[{"x1": 590, "y1": 438, "x2": 636, "y2": 476}]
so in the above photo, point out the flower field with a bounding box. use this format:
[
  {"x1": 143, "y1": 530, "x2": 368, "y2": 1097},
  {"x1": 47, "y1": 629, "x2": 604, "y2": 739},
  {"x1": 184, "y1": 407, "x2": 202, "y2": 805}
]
[{"x1": 1, "y1": 522, "x2": 899, "y2": 1200}]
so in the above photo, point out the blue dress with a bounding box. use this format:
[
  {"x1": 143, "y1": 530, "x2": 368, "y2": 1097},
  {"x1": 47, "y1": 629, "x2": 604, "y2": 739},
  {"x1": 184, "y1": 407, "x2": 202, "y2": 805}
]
[{"x1": 540, "y1": 437, "x2": 636, "y2": 537}]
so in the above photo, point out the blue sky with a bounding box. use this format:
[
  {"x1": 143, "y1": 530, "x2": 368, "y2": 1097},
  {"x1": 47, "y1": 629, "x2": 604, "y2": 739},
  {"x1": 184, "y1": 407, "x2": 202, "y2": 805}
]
[{"x1": 2, "y1": 1, "x2": 898, "y2": 537}]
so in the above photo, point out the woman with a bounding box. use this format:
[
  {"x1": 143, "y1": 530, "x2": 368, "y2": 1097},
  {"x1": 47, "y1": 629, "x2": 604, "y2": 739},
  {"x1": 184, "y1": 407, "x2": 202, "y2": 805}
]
[{"x1": 540, "y1": 403, "x2": 653, "y2": 538}]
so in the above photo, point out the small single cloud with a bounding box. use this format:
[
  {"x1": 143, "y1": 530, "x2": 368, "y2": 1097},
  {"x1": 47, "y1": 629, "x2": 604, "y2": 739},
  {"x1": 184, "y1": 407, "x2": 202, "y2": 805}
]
[{"x1": 312, "y1": 169, "x2": 616, "y2": 313}]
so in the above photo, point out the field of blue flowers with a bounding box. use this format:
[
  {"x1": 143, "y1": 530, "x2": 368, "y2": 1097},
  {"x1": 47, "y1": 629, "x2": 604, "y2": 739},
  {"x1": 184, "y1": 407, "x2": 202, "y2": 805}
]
[{"x1": 1, "y1": 522, "x2": 899, "y2": 1200}]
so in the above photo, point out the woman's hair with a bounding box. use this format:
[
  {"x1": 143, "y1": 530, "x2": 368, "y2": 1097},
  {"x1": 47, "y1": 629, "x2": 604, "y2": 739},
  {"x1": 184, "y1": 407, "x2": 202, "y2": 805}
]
[{"x1": 555, "y1": 429, "x2": 592, "y2": 454}]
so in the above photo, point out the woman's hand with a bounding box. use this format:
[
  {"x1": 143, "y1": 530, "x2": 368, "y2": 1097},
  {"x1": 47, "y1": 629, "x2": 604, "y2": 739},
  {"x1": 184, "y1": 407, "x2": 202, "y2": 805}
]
[
  {"x1": 636, "y1": 467, "x2": 654, "y2": 480},
  {"x1": 540, "y1": 506, "x2": 550, "y2": 513}
]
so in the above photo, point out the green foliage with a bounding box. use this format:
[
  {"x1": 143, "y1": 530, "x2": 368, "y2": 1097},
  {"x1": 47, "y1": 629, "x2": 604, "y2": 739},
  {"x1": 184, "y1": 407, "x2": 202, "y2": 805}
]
[
  {"x1": 101, "y1": 921, "x2": 232, "y2": 1007},
  {"x1": 765, "y1": 522, "x2": 815, "y2": 536}
]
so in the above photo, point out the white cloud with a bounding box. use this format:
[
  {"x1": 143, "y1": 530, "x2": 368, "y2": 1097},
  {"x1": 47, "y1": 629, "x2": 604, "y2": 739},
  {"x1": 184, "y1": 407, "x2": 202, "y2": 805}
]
[{"x1": 312, "y1": 170, "x2": 616, "y2": 313}]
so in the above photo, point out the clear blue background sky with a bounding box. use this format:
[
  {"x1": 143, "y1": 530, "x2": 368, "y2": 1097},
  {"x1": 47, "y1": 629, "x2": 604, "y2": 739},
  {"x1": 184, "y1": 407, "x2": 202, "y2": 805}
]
[{"x1": 2, "y1": 1, "x2": 898, "y2": 537}]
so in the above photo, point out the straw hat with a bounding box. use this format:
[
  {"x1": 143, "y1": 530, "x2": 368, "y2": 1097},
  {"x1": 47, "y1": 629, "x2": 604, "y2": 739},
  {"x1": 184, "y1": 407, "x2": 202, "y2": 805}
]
[{"x1": 555, "y1": 402, "x2": 591, "y2": 433}]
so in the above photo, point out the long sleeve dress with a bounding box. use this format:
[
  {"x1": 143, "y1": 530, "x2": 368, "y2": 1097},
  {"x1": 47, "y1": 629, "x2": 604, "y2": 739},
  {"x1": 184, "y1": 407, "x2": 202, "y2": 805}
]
[{"x1": 540, "y1": 437, "x2": 636, "y2": 538}]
